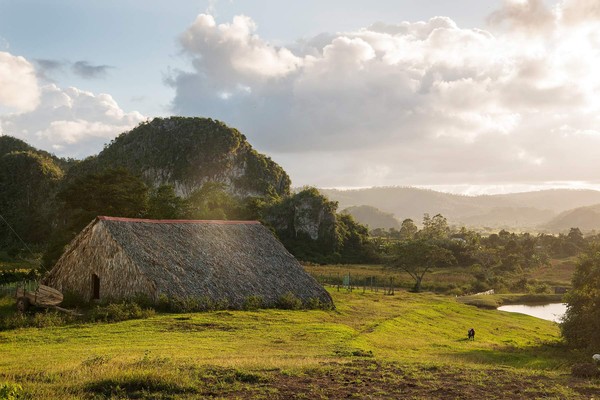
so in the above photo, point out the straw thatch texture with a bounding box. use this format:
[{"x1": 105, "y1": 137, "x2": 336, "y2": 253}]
[{"x1": 44, "y1": 217, "x2": 333, "y2": 308}]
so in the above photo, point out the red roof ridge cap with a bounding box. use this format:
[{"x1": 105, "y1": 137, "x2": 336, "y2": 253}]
[{"x1": 97, "y1": 216, "x2": 261, "y2": 225}]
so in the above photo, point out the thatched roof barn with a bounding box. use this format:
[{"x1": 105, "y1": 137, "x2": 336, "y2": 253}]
[{"x1": 44, "y1": 216, "x2": 333, "y2": 308}]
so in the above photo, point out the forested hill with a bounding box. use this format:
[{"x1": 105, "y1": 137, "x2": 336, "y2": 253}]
[
  {"x1": 544, "y1": 204, "x2": 600, "y2": 232},
  {"x1": 0, "y1": 117, "x2": 291, "y2": 253},
  {"x1": 69, "y1": 117, "x2": 291, "y2": 198},
  {"x1": 320, "y1": 187, "x2": 600, "y2": 231}
]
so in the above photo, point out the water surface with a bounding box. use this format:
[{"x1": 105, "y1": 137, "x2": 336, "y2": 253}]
[{"x1": 497, "y1": 303, "x2": 566, "y2": 323}]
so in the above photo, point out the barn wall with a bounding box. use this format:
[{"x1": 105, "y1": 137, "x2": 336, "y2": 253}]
[{"x1": 45, "y1": 222, "x2": 156, "y2": 302}]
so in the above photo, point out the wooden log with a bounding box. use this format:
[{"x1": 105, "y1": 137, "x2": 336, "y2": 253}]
[{"x1": 51, "y1": 305, "x2": 82, "y2": 316}]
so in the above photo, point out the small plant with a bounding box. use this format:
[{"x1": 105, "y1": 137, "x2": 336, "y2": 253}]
[
  {"x1": 89, "y1": 302, "x2": 155, "y2": 322},
  {"x1": 305, "y1": 297, "x2": 333, "y2": 310},
  {"x1": 276, "y1": 292, "x2": 302, "y2": 310},
  {"x1": 242, "y1": 296, "x2": 263, "y2": 311},
  {"x1": 571, "y1": 362, "x2": 600, "y2": 378},
  {"x1": 81, "y1": 355, "x2": 111, "y2": 368},
  {"x1": 32, "y1": 311, "x2": 67, "y2": 328},
  {"x1": 0, "y1": 382, "x2": 23, "y2": 400}
]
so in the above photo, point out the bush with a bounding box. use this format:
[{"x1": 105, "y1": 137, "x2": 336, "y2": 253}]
[
  {"x1": 562, "y1": 249, "x2": 600, "y2": 350},
  {"x1": 242, "y1": 296, "x2": 263, "y2": 311},
  {"x1": 571, "y1": 363, "x2": 600, "y2": 378},
  {"x1": 89, "y1": 302, "x2": 155, "y2": 323},
  {"x1": 305, "y1": 297, "x2": 333, "y2": 310},
  {"x1": 0, "y1": 382, "x2": 23, "y2": 400},
  {"x1": 276, "y1": 292, "x2": 302, "y2": 310},
  {"x1": 0, "y1": 311, "x2": 72, "y2": 331},
  {"x1": 156, "y1": 295, "x2": 231, "y2": 313},
  {"x1": 60, "y1": 290, "x2": 86, "y2": 309}
]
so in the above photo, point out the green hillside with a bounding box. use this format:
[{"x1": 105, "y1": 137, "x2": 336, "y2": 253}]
[
  {"x1": 544, "y1": 204, "x2": 600, "y2": 233},
  {"x1": 0, "y1": 290, "x2": 593, "y2": 399},
  {"x1": 0, "y1": 117, "x2": 292, "y2": 257},
  {"x1": 341, "y1": 205, "x2": 400, "y2": 230},
  {"x1": 321, "y1": 187, "x2": 600, "y2": 230},
  {"x1": 70, "y1": 117, "x2": 291, "y2": 198}
]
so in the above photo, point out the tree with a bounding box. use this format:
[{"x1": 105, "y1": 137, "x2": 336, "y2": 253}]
[
  {"x1": 420, "y1": 213, "x2": 449, "y2": 240},
  {"x1": 337, "y1": 213, "x2": 380, "y2": 263},
  {"x1": 388, "y1": 240, "x2": 456, "y2": 292},
  {"x1": 399, "y1": 218, "x2": 418, "y2": 241},
  {"x1": 58, "y1": 167, "x2": 149, "y2": 226},
  {"x1": 185, "y1": 182, "x2": 240, "y2": 220},
  {"x1": 561, "y1": 248, "x2": 600, "y2": 350},
  {"x1": 146, "y1": 185, "x2": 185, "y2": 219},
  {"x1": 43, "y1": 168, "x2": 149, "y2": 269}
]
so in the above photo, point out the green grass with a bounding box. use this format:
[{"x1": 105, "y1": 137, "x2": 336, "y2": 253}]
[
  {"x1": 305, "y1": 259, "x2": 576, "y2": 295},
  {"x1": 305, "y1": 263, "x2": 474, "y2": 293},
  {"x1": 0, "y1": 289, "x2": 596, "y2": 399}
]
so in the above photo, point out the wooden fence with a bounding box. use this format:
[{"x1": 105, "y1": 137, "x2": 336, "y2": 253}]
[{"x1": 315, "y1": 274, "x2": 397, "y2": 295}]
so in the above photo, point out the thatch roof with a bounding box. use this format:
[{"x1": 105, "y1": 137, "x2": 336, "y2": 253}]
[{"x1": 45, "y1": 216, "x2": 333, "y2": 308}]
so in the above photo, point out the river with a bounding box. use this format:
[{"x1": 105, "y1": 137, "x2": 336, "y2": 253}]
[{"x1": 497, "y1": 303, "x2": 567, "y2": 323}]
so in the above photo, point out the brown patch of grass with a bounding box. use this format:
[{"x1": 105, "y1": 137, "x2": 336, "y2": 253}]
[{"x1": 204, "y1": 360, "x2": 596, "y2": 399}]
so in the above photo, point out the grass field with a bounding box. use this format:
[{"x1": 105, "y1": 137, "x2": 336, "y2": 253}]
[
  {"x1": 304, "y1": 260, "x2": 575, "y2": 295},
  {"x1": 0, "y1": 289, "x2": 598, "y2": 399}
]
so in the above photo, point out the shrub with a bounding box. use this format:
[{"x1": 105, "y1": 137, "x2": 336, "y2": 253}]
[
  {"x1": 0, "y1": 382, "x2": 23, "y2": 400},
  {"x1": 0, "y1": 311, "x2": 72, "y2": 330},
  {"x1": 276, "y1": 292, "x2": 302, "y2": 310},
  {"x1": 32, "y1": 311, "x2": 68, "y2": 328},
  {"x1": 89, "y1": 302, "x2": 155, "y2": 323},
  {"x1": 305, "y1": 297, "x2": 333, "y2": 310},
  {"x1": 571, "y1": 363, "x2": 600, "y2": 378},
  {"x1": 60, "y1": 290, "x2": 86, "y2": 309},
  {"x1": 242, "y1": 296, "x2": 263, "y2": 311}
]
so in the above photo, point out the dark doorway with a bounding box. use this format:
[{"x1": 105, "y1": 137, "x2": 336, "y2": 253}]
[{"x1": 92, "y1": 274, "x2": 100, "y2": 300}]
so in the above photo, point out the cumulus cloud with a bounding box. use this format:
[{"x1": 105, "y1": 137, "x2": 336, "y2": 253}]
[
  {"x1": 72, "y1": 61, "x2": 114, "y2": 79},
  {"x1": 168, "y1": 3, "x2": 600, "y2": 188},
  {"x1": 0, "y1": 51, "x2": 40, "y2": 113},
  {"x1": 1, "y1": 84, "x2": 145, "y2": 158},
  {"x1": 487, "y1": 0, "x2": 555, "y2": 33},
  {"x1": 560, "y1": 0, "x2": 600, "y2": 25}
]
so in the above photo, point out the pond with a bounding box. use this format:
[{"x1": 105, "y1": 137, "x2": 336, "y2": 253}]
[{"x1": 497, "y1": 303, "x2": 567, "y2": 323}]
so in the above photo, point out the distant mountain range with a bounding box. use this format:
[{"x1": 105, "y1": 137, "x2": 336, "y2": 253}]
[{"x1": 320, "y1": 187, "x2": 600, "y2": 233}]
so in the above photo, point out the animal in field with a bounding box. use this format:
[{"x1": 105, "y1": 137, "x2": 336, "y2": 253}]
[{"x1": 467, "y1": 328, "x2": 475, "y2": 341}]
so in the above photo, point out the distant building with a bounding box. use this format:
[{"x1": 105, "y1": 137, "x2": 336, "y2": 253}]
[
  {"x1": 554, "y1": 287, "x2": 568, "y2": 295},
  {"x1": 44, "y1": 216, "x2": 333, "y2": 308}
]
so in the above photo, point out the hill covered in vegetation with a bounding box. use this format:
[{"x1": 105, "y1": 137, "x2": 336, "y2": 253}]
[
  {"x1": 69, "y1": 117, "x2": 291, "y2": 198},
  {"x1": 321, "y1": 187, "x2": 600, "y2": 231},
  {"x1": 0, "y1": 117, "x2": 377, "y2": 268},
  {"x1": 341, "y1": 205, "x2": 400, "y2": 230},
  {"x1": 543, "y1": 204, "x2": 600, "y2": 233}
]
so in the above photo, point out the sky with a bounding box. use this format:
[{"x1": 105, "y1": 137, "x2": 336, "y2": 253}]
[{"x1": 1, "y1": 0, "x2": 600, "y2": 194}]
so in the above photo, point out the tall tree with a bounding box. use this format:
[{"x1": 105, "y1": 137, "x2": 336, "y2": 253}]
[
  {"x1": 59, "y1": 167, "x2": 149, "y2": 222},
  {"x1": 185, "y1": 182, "x2": 240, "y2": 220},
  {"x1": 388, "y1": 240, "x2": 456, "y2": 292},
  {"x1": 43, "y1": 168, "x2": 149, "y2": 268},
  {"x1": 399, "y1": 218, "x2": 418, "y2": 241},
  {"x1": 420, "y1": 213, "x2": 449, "y2": 240},
  {"x1": 561, "y1": 248, "x2": 600, "y2": 350},
  {"x1": 146, "y1": 185, "x2": 185, "y2": 219}
]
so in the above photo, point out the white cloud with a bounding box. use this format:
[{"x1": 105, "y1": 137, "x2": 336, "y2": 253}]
[
  {"x1": 169, "y1": 4, "x2": 600, "y2": 188},
  {"x1": 180, "y1": 14, "x2": 301, "y2": 82},
  {"x1": 0, "y1": 51, "x2": 40, "y2": 113},
  {"x1": 1, "y1": 84, "x2": 145, "y2": 157}
]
